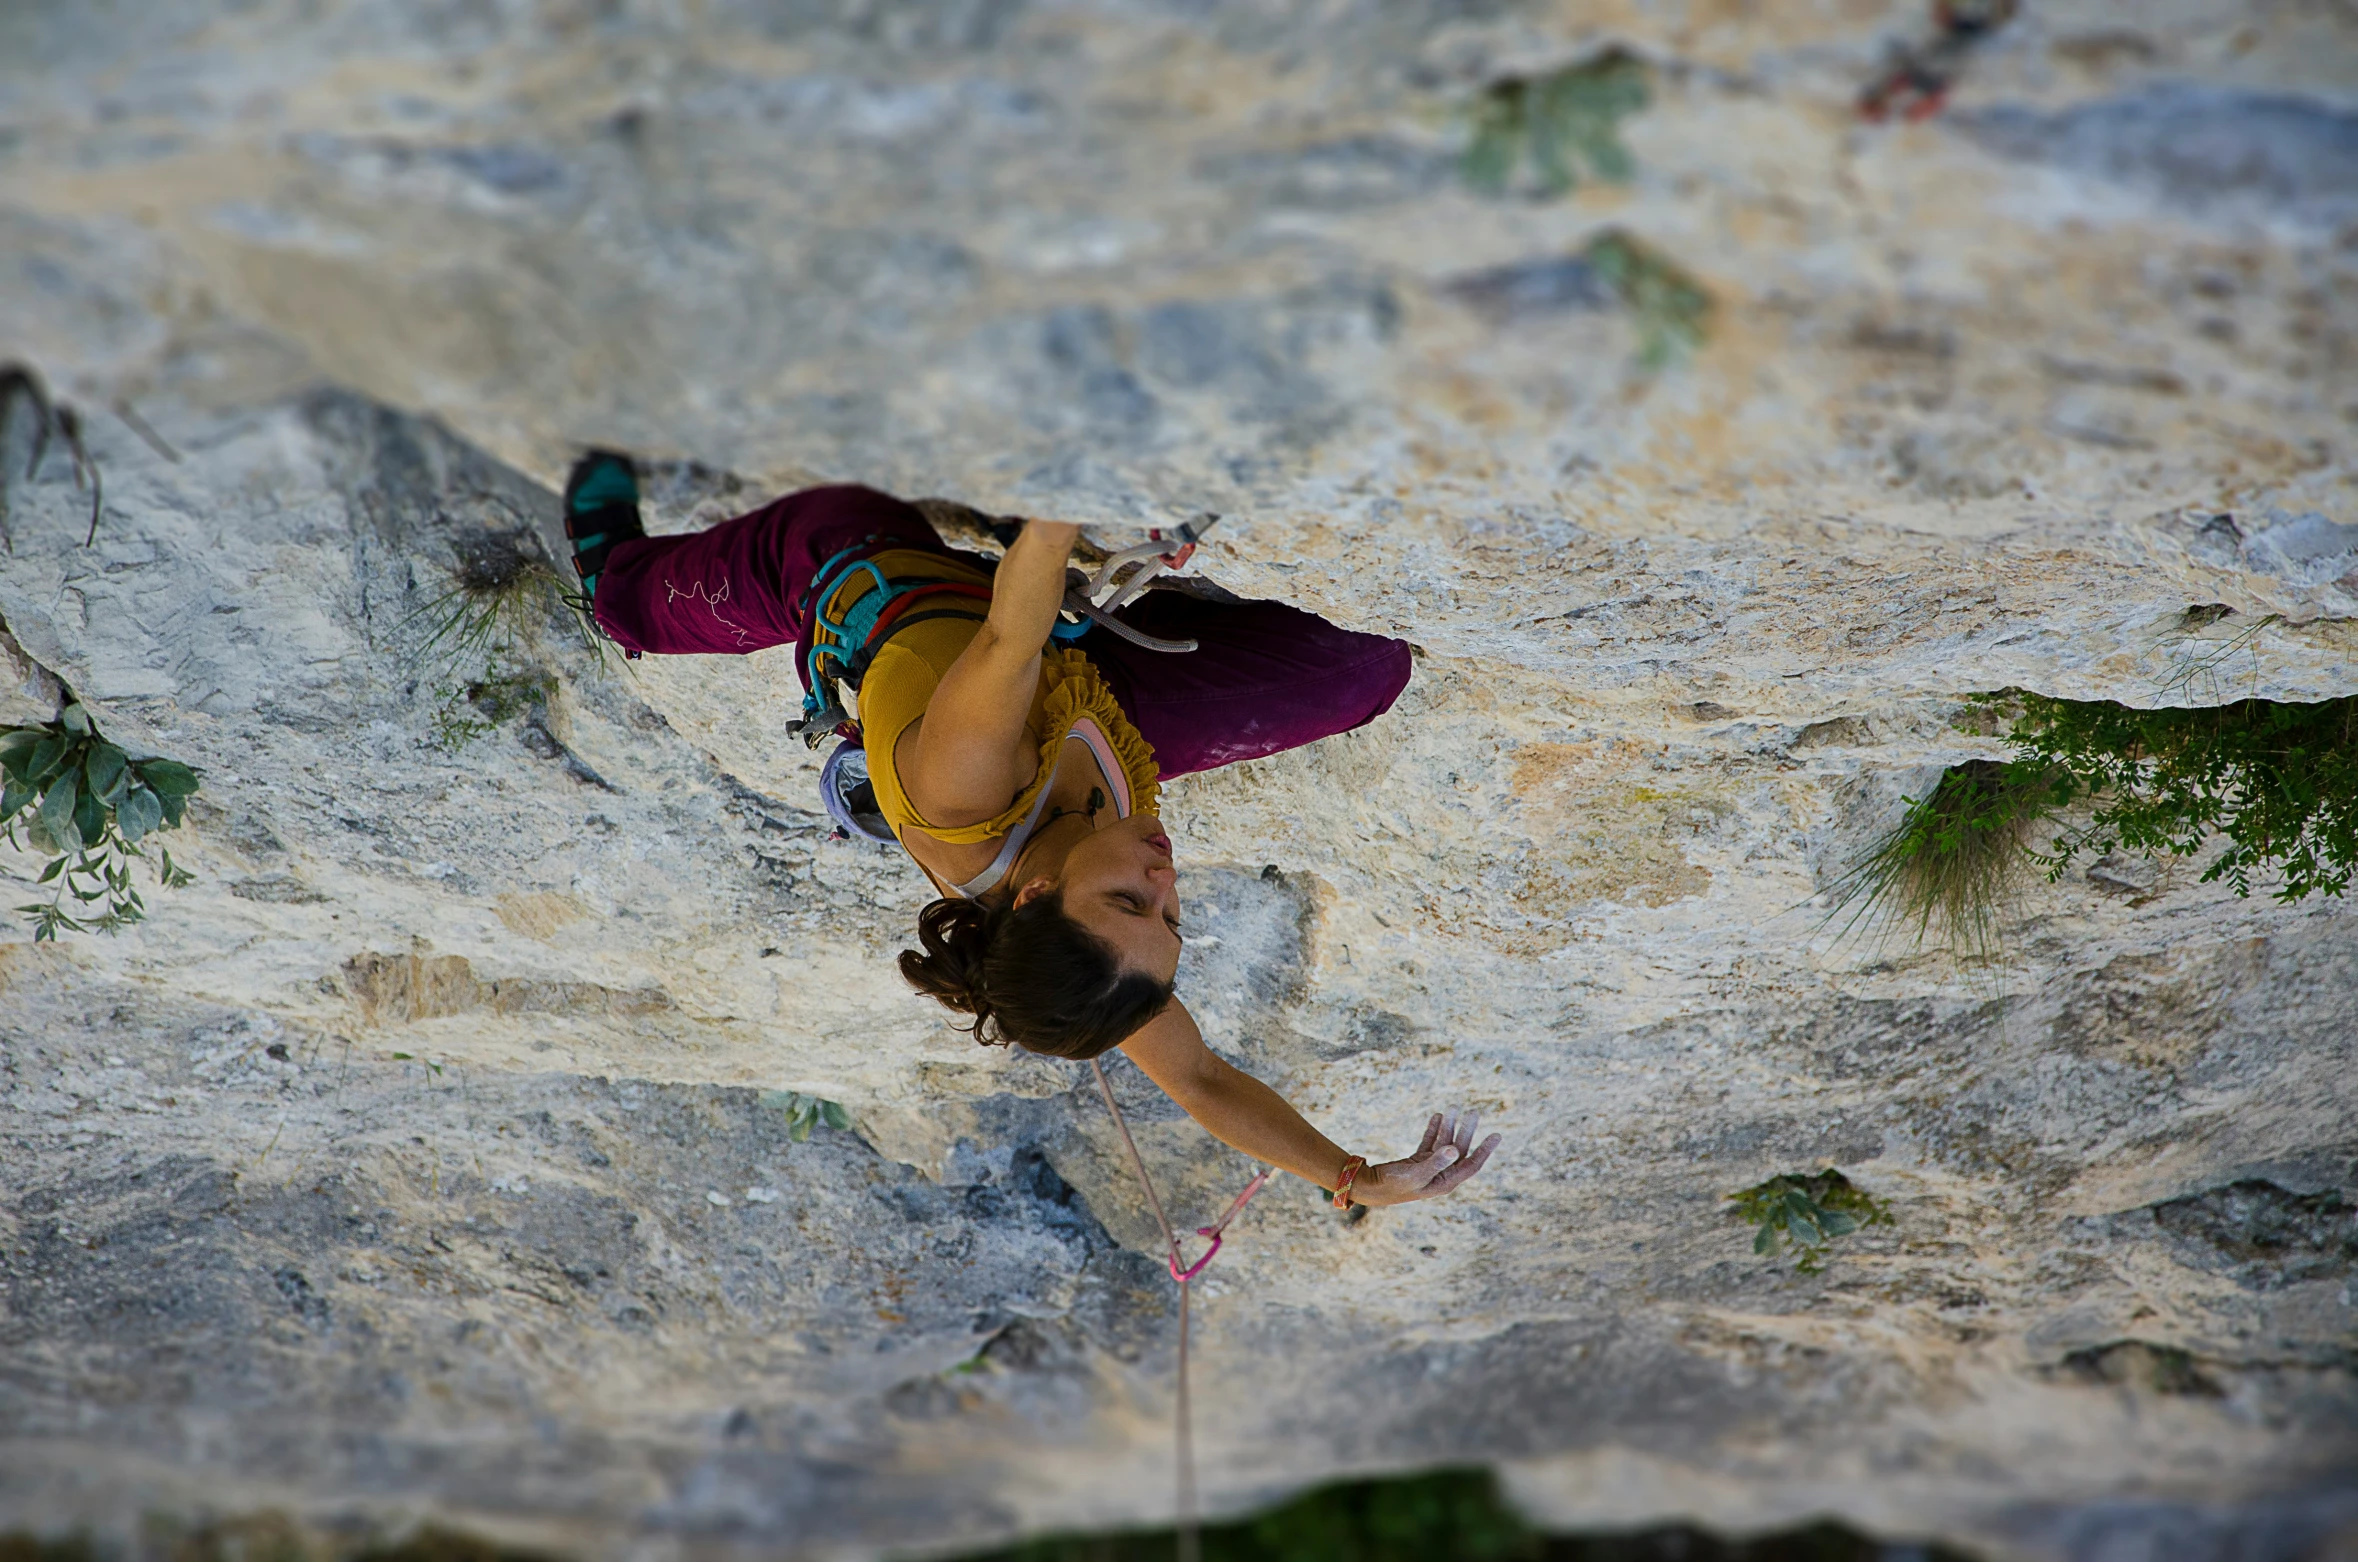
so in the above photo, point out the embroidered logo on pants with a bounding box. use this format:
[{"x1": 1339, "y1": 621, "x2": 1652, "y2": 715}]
[{"x1": 663, "y1": 573, "x2": 752, "y2": 646}]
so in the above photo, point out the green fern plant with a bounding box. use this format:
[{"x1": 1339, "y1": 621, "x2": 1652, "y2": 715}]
[
  {"x1": 0, "y1": 702, "x2": 200, "y2": 939},
  {"x1": 760, "y1": 1090, "x2": 851, "y2": 1142},
  {"x1": 1730, "y1": 1171, "x2": 1893, "y2": 1275}
]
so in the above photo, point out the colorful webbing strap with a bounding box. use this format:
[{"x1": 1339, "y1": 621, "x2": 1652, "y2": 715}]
[{"x1": 796, "y1": 548, "x2": 989, "y2": 730}]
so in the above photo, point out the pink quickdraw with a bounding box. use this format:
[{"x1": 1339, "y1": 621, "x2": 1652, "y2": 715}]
[
  {"x1": 1171, "y1": 1166, "x2": 1274, "y2": 1283},
  {"x1": 1145, "y1": 526, "x2": 1199, "y2": 573}
]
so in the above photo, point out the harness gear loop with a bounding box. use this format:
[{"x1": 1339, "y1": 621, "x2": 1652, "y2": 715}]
[
  {"x1": 1091, "y1": 1055, "x2": 1270, "y2": 1562},
  {"x1": 788, "y1": 548, "x2": 992, "y2": 747}
]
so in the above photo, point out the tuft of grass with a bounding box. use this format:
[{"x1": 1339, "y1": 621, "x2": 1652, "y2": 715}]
[
  {"x1": 1729, "y1": 1171, "x2": 1893, "y2": 1275},
  {"x1": 2158, "y1": 609, "x2": 2283, "y2": 705},
  {"x1": 1462, "y1": 50, "x2": 1651, "y2": 199},
  {"x1": 1821, "y1": 758, "x2": 2059, "y2": 962},
  {"x1": 759, "y1": 1089, "x2": 850, "y2": 1143},
  {"x1": 1581, "y1": 230, "x2": 1713, "y2": 370},
  {"x1": 0, "y1": 700, "x2": 200, "y2": 940},
  {"x1": 402, "y1": 533, "x2": 596, "y2": 750},
  {"x1": 407, "y1": 533, "x2": 565, "y2": 668},
  {"x1": 0, "y1": 361, "x2": 104, "y2": 547}
]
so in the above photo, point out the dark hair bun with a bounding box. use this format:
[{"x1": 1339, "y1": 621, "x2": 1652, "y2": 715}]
[
  {"x1": 898, "y1": 892, "x2": 1173, "y2": 1059},
  {"x1": 899, "y1": 897, "x2": 998, "y2": 1041}
]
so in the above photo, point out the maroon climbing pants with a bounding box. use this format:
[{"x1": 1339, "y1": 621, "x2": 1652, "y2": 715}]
[{"x1": 590, "y1": 485, "x2": 1413, "y2": 778}]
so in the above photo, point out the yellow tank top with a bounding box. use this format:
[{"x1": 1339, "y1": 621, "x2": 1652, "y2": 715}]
[{"x1": 857, "y1": 605, "x2": 1159, "y2": 847}]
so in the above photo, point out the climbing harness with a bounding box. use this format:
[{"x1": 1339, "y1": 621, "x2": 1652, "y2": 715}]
[
  {"x1": 787, "y1": 537, "x2": 997, "y2": 747},
  {"x1": 800, "y1": 517, "x2": 1224, "y2": 842},
  {"x1": 1090, "y1": 1056, "x2": 1272, "y2": 1562}
]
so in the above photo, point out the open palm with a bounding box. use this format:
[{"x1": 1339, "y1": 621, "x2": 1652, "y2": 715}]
[{"x1": 1355, "y1": 1111, "x2": 1501, "y2": 1206}]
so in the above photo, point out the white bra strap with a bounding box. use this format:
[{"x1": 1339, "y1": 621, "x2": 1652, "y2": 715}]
[
  {"x1": 945, "y1": 722, "x2": 1136, "y2": 901},
  {"x1": 948, "y1": 739, "x2": 1072, "y2": 900}
]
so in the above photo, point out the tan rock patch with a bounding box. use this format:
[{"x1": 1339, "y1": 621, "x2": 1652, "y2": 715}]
[
  {"x1": 342, "y1": 949, "x2": 669, "y2": 1025},
  {"x1": 495, "y1": 891, "x2": 594, "y2": 941}
]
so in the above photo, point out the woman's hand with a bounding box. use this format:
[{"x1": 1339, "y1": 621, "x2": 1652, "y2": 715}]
[{"x1": 1351, "y1": 1111, "x2": 1502, "y2": 1207}]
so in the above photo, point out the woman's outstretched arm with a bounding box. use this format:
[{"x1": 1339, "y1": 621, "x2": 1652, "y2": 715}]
[
  {"x1": 1118, "y1": 1000, "x2": 1500, "y2": 1207},
  {"x1": 900, "y1": 519, "x2": 1080, "y2": 828}
]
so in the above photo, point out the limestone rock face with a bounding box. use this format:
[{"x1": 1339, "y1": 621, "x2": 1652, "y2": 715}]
[{"x1": 1, "y1": 3, "x2": 2355, "y2": 1558}]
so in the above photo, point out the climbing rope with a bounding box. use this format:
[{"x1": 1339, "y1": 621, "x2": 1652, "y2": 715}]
[{"x1": 1090, "y1": 1057, "x2": 1272, "y2": 1562}]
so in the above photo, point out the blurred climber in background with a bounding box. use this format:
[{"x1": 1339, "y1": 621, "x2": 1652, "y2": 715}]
[{"x1": 564, "y1": 454, "x2": 1500, "y2": 1208}]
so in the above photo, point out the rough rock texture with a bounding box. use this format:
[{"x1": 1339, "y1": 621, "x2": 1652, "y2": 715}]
[{"x1": 2, "y1": 3, "x2": 2356, "y2": 1559}]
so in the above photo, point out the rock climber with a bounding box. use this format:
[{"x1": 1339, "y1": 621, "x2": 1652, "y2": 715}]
[{"x1": 564, "y1": 455, "x2": 1500, "y2": 1209}]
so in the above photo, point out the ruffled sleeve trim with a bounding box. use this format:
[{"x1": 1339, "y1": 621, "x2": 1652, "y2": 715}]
[{"x1": 901, "y1": 648, "x2": 1160, "y2": 844}]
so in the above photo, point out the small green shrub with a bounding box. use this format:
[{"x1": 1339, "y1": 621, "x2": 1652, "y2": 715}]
[
  {"x1": 2000, "y1": 691, "x2": 2358, "y2": 902},
  {"x1": 1822, "y1": 758, "x2": 2060, "y2": 961},
  {"x1": 427, "y1": 670, "x2": 559, "y2": 752},
  {"x1": 944, "y1": 1468, "x2": 1532, "y2": 1562},
  {"x1": 1831, "y1": 690, "x2": 2356, "y2": 955},
  {"x1": 1729, "y1": 1171, "x2": 1893, "y2": 1275},
  {"x1": 1583, "y1": 230, "x2": 1713, "y2": 370},
  {"x1": 0, "y1": 701, "x2": 200, "y2": 939},
  {"x1": 761, "y1": 1090, "x2": 850, "y2": 1142},
  {"x1": 1462, "y1": 51, "x2": 1650, "y2": 198}
]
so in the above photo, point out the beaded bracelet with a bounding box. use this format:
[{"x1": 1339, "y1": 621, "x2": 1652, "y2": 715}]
[{"x1": 1331, "y1": 1155, "x2": 1369, "y2": 1210}]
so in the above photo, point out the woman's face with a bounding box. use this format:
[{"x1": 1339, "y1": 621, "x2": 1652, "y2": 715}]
[{"x1": 1039, "y1": 811, "x2": 1183, "y2": 984}]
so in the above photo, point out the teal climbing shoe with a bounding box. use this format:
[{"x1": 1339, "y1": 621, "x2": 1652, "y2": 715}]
[{"x1": 562, "y1": 449, "x2": 644, "y2": 599}]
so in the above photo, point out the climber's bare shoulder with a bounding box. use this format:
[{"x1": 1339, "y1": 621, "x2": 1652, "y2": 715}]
[{"x1": 894, "y1": 691, "x2": 1045, "y2": 834}]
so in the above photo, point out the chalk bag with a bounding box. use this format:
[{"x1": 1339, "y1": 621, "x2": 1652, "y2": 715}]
[{"x1": 821, "y1": 741, "x2": 897, "y2": 844}]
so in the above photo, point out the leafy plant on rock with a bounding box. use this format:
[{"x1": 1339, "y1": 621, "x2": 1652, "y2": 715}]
[
  {"x1": 945, "y1": 1467, "x2": 1537, "y2": 1562},
  {"x1": 1461, "y1": 50, "x2": 1650, "y2": 198},
  {"x1": 2001, "y1": 690, "x2": 2358, "y2": 902},
  {"x1": 1582, "y1": 230, "x2": 1713, "y2": 370},
  {"x1": 1827, "y1": 688, "x2": 2357, "y2": 960},
  {"x1": 1729, "y1": 1170, "x2": 1893, "y2": 1275},
  {"x1": 0, "y1": 701, "x2": 200, "y2": 939},
  {"x1": 428, "y1": 669, "x2": 560, "y2": 752},
  {"x1": 760, "y1": 1089, "x2": 850, "y2": 1143}
]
